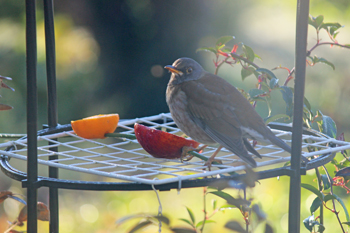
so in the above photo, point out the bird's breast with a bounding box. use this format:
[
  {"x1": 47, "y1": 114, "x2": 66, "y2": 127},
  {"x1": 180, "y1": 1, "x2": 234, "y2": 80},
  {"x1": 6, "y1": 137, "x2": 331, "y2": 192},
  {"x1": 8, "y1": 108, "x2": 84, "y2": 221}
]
[{"x1": 166, "y1": 86, "x2": 215, "y2": 144}]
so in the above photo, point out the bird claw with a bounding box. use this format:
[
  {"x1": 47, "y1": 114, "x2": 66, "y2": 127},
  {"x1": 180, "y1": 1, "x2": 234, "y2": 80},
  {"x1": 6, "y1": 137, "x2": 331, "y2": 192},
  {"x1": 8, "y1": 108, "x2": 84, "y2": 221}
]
[
  {"x1": 180, "y1": 146, "x2": 196, "y2": 162},
  {"x1": 180, "y1": 145, "x2": 208, "y2": 162},
  {"x1": 204, "y1": 158, "x2": 222, "y2": 170}
]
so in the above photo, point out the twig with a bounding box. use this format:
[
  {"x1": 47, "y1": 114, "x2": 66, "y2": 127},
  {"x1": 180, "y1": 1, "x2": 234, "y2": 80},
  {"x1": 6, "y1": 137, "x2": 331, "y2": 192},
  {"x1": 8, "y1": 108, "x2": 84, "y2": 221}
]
[
  {"x1": 230, "y1": 53, "x2": 260, "y2": 69},
  {"x1": 323, "y1": 166, "x2": 346, "y2": 233},
  {"x1": 200, "y1": 187, "x2": 207, "y2": 232},
  {"x1": 283, "y1": 67, "x2": 295, "y2": 86},
  {"x1": 308, "y1": 42, "x2": 350, "y2": 56},
  {"x1": 214, "y1": 56, "x2": 230, "y2": 75},
  {"x1": 315, "y1": 167, "x2": 324, "y2": 232}
]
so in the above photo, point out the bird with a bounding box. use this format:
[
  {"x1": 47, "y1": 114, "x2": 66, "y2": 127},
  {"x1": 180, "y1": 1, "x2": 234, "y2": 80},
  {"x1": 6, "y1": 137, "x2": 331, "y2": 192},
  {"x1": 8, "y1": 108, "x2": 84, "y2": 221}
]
[{"x1": 164, "y1": 57, "x2": 293, "y2": 168}]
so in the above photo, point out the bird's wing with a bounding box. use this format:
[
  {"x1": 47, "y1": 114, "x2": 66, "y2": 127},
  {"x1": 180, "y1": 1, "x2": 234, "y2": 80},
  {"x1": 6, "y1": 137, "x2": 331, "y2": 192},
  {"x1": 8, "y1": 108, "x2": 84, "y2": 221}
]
[{"x1": 181, "y1": 75, "x2": 258, "y2": 167}]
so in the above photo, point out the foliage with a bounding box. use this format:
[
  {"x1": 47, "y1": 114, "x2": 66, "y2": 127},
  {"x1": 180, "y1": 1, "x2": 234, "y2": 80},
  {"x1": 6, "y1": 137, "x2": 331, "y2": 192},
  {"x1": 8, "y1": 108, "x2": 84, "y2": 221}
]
[{"x1": 0, "y1": 191, "x2": 49, "y2": 232}]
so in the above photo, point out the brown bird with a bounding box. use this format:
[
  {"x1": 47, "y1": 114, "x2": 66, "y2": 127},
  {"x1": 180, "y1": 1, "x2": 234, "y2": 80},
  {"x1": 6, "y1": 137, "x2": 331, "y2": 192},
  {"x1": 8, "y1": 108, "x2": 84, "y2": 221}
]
[{"x1": 164, "y1": 57, "x2": 293, "y2": 168}]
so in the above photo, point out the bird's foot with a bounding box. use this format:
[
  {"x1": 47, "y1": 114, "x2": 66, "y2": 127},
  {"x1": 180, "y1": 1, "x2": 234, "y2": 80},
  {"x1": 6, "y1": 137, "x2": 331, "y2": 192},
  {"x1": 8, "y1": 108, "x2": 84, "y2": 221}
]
[
  {"x1": 180, "y1": 145, "x2": 207, "y2": 162},
  {"x1": 204, "y1": 158, "x2": 222, "y2": 170},
  {"x1": 203, "y1": 145, "x2": 223, "y2": 169}
]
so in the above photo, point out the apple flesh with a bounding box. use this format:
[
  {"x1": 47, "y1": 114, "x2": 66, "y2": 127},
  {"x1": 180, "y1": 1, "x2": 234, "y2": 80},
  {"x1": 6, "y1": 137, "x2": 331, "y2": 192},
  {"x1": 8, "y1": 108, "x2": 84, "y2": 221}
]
[{"x1": 134, "y1": 123, "x2": 200, "y2": 159}]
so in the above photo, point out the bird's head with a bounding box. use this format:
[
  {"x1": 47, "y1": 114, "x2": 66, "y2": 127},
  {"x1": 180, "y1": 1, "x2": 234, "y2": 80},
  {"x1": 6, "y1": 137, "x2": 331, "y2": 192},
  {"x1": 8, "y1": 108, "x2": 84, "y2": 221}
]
[{"x1": 164, "y1": 57, "x2": 204, "y2": 85}]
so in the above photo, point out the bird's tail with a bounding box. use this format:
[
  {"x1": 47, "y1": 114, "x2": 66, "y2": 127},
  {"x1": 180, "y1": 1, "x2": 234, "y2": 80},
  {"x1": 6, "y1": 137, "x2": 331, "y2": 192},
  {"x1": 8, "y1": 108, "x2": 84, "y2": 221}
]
[{"x1": 267, "y1": 133, "x2": 292, "y2": 153}]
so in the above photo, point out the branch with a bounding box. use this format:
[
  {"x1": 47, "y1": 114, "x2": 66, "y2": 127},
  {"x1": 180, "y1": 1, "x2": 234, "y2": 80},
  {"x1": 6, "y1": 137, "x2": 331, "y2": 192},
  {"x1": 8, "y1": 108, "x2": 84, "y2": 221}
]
[
  {"x1": 230, "y1": 53, "x2": 260, "y2": 69},
  {"x1": 200, "y1": 187, "x2": 207, "y2": 233},
  {"x1": 214, "y1": 56, "x2": 230, "y2": 75},
  {"x1": 323, "y1": 166, "x2": 346, "y2": 233},
  {"x1": 307, "y1": 42, "x2": 350, "y2": 56}
]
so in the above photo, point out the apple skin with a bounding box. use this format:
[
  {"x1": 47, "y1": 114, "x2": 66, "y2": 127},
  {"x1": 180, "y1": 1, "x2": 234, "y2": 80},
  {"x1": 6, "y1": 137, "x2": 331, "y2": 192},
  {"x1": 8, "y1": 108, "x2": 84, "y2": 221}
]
[{"x1": 134, "y1": 123, "x2": 200, "y2": 159}]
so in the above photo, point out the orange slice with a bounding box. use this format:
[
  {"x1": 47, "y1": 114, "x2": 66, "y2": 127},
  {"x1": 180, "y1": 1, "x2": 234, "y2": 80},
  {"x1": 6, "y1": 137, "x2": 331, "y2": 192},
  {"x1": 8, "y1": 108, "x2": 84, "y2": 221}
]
[{"x1": 71, "y1": 114, "x2": 119, "y2": 139}]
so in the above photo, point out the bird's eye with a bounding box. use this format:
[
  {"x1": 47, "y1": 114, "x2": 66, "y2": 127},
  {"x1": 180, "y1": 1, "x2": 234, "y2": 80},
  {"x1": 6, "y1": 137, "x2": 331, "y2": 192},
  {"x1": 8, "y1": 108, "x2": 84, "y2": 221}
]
[{"x1": 186, "y1": 67, "x2": 193, "y2": 74}]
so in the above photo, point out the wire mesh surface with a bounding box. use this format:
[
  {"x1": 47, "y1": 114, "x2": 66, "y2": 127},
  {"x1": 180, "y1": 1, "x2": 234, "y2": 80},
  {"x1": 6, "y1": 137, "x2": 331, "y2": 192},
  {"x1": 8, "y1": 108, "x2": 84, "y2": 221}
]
[{"x1": 1, "y1": 113, "x2": 349, "y2": 185}]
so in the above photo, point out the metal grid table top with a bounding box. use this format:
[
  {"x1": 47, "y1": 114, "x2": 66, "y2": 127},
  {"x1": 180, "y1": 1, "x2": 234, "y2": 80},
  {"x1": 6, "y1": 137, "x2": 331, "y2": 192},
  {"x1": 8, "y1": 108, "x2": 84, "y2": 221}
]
[{"x1": 1, "y1": 113, "x2": 348, "y2": 186}]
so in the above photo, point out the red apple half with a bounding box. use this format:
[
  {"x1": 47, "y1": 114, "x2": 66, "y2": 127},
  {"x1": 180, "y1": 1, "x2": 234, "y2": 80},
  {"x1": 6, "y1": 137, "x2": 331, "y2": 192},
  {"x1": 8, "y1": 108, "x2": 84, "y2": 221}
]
[{"x1": 134, "y1": 123, "x2": 200, "y2": 159}]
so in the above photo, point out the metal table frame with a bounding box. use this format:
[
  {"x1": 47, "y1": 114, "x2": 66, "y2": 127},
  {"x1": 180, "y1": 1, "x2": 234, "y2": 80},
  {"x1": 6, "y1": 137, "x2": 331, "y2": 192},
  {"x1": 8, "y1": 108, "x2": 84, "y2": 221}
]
[{"x1": 0, "y1": 0, "x2": 311, "y2": 232}]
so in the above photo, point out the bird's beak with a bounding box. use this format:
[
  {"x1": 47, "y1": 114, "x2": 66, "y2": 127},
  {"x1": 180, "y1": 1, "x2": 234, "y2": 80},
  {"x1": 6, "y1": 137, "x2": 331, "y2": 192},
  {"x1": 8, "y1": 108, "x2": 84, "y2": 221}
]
[{"x1": 164, "y1": 65, "x2": 183, "y2": 76}]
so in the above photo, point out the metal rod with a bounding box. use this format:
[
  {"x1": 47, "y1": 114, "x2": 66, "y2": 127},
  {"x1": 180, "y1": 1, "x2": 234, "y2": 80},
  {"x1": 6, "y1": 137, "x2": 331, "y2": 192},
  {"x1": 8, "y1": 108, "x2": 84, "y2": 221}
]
[
  {"x1": 289, "y1": 0, "x2": 310, "y2": 232},
  {"x1": 26, "y1": 0, "x2": 38, "y2": 232},
  {"x1": 43, "y1": 0, "x2": 59, "y2": 232},
  {"x1": 44, "y1": 1, "x2": 58, "y2": 127}
]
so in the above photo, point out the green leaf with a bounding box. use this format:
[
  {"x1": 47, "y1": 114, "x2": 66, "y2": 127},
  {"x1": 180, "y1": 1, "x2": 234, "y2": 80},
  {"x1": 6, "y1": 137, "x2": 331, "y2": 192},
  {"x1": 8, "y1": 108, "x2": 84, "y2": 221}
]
[
  {"x1": 129, "y1": 220, "x2": 153, "y2": 233},
  {"x1": 304, "y1": 96, "x2": 312, "y2": 111},
  {"x1": 242, "y1": 44, "x2": 255, "y2": 62},
  {"x1": 320, "y1": 22, "x2": 342, "y2": 30},
  {"x1": 265, "y1": 223, "x2": 274, "y2": 233},
  {"x1": 196, "y1": 47, "x2": 217, "y2": 55},
  {"x1": 209, "y1": 191, "x2": 236, "y2": 203},
  {"x1": 301, "y1": 183, "x2": 324, "y2": 201},
  {"x1": 248, "y1": 89, "x2": 266, "y2": 98},
  {"x1": 116, "y1": 214, "x2": 148, "y2": 225},
  {"x1": 256, "y1": 68, "x2": 277, "y2": 80},
  {"x1": 255, "y1": 53, "x2": 262, "y2": 61},
  {"x1": 209, "y1": 191, "x2": 250, "y2": 207},
  {"x1": 241, "y1": 67, "x2": 254, "y2": 80},
  {"x1": 310, "y1": 197, "x2": 322, "y2": 213},
  {"x1": 269, "y1": 78, "x2": 279, "y2": 89},
  {"x1": 171, "y1": 227, "x2": 197, "y2": 233},
  {"x1": 342, "y1": 222, "x2": 350, "y2": 226},
  {"x1": 216, "y1": 36, "x2": 235, "y2": 49},
  {"x1": 179, "y1": 218, "x2": 195, "y2": 228},
  {"x1": 265, "y1": 114, "x2": 290, "y2": 125},
  {"x1": 321, "y1": 174, "x2": 331, "y2": 190},
  {"x1": 333, "y1": 193, "x2": 350, "y2": 222},
  {"x1": 212, "y1": 199, "x2": 217, "y2": 210},
  {"x1": 314, "y1": 15, "x2": 324, "y2": 28},
  {"x1": 279, "y1": 86, "x2": 293, "y2": 106},
  {"x1": 185, "y1": 206, "x2": 196, "y2": 224},
  {"x1": 266, "y1": 96, "x2": 272, "y2": 117},
  {"x1": 335, "y1": 167, "x2": 350, "y2": 178},
  {"x1": 308, "y1": 15, "x2": 324, "y2": 29},
  {"x1": 225, "y1": 221, "x2": 246, "y2": 233},
  {"x1": 324, "y1": 194, "x2": 337, "y2": 203},
  {"x1": 219, "y1": 204, "x2": 237, "y2": 210},
  {"x1": 286, "y1": 103, "x2": 294, "y2": 117},
  {"x1": 303, "y1": 215, "x2": 318, "y2": 232},
  {"x1": 312, "y1": 56, "x2": 335, "y2": 70},
  {"x1": 153, "y1": 216, "x2": 170, "y2": 225},
  {"x1": 252, "y1": 204, "x2": 267, "y2": 221},
  {"x1": 279, "y1": 86, "x2": 294, "y2": 117},
  {"x1": 317, "y1": 224, "x2": 325, "y2": 232},
  {"x1": 330, "y1": 25, "x2": 342, "y2": 36},
  {"x1": 322, "y1": 114, "x2": 337, "y2": 138},
  {"x1": 196, "y1": 220, "x2": 216, "y2": 228}
]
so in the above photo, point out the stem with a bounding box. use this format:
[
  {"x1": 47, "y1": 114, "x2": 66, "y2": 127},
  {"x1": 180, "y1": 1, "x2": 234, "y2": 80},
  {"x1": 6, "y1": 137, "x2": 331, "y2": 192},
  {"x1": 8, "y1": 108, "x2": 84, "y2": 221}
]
[
  {"x1": 0, "y1": 134, "x2": 26, "y2": 138},
  {"x1": 243, "y1": 188, "x2": 249, "y2": 233},
  {"x1": 307, "y1": 42, "x2": 350, "y2": 56},
  {"x1": 283, "y1": 67, "x2": 295, "y2": 86},
  {"x1": 230, "y1": 53, "x2": 260, "y2": 69},
  {"x1": 214, "y1": 57, "x2": 230, "y2": 75},
  {"x1": 315, "y1": 167, "x2": 324, "y2": 232},
  {"x1": 105, "y1": 133, "x2": 137, "y2": 140},
  {"x1": 323, "y1": 166, "x2": 346, "y2": 233},
  {"x1": 200, "y1": 187, "x2": 207, "y2": 232},
  {"x1": 252, "y1": 80, "x2": 262, "y2": 109}
]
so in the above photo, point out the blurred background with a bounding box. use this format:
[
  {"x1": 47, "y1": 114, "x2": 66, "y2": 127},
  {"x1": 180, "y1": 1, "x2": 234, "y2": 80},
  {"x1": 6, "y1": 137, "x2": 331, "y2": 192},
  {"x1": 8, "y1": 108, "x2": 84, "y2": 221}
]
[{"x1": 0, "y1": 0, "x2": 350, "y2": 232}]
